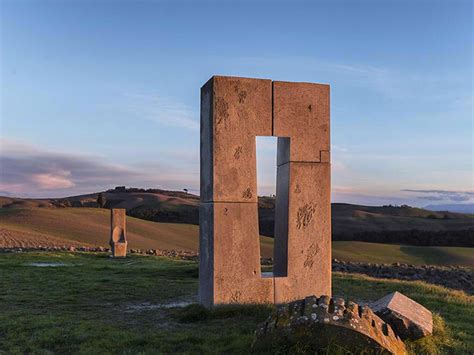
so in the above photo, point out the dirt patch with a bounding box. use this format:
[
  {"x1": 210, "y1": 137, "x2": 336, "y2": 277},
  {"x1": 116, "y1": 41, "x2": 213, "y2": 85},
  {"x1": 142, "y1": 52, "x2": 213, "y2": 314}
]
[
  {"x1": 25, "y1": 262, "x2": 77, "y2": 267},
  {"x1": 0, "y1": 227, "x2": 94, "y2": 249},
  {"x1": 125, "y1": 296, "x2": 197, "y2": 313}
]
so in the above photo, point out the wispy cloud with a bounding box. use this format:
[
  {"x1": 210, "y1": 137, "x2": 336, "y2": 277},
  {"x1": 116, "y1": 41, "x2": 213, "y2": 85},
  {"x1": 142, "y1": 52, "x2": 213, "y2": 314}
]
[
  {"x1": 315, "y1": 59, "x2": 467, "y2": 105},
  {"x1": 233, "y1": 56, "x2": 469, "y2": 108},
  {"x1": 31, "y1": 170, "x2": 76, "y2": 190},
  {"x1": 332, "y1": 186, "x2": 420, "y2": 206},
  {"x1": 0, "y1": 138, "x2": 198, "y2": 197},
  {"x1": 0, "y1": 138, "x2": 141, "y2": 197},
  {"x1": 401, "y1": 189, "x2": 474, "y2": 202},
  {"x1": 123, "y1": 93, "x2": 199, "y2": 131}
]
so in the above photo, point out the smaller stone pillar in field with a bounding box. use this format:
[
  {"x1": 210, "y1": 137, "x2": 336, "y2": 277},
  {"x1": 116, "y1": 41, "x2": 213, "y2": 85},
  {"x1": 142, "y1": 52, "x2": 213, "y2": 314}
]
[{"x1": 110, "y1": 209, "x2": 127, "y2": 257}]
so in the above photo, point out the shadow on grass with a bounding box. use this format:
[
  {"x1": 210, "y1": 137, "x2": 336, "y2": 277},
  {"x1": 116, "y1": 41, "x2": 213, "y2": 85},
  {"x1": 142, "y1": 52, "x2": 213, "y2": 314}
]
[{"x1": 175, "y1": 303, "x2": 274, "y2": 323}]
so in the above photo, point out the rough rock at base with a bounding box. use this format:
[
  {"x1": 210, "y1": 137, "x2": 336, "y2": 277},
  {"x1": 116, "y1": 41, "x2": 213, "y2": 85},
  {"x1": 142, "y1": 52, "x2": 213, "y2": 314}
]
[
  {"x1": 371, "y1": 291, "x2": 433, "y2": 340},
  {"x1": 254, "y1": 295, "x2": 406, "y2": 355}
]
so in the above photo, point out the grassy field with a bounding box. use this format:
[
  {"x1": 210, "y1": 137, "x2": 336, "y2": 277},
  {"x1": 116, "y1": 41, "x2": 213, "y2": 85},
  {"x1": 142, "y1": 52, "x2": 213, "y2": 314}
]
[
  {"x1": 2, "y1": 208, "x2": 473, "y2": 267},
  {"x1": 332, "y1": 241, "x2": 474, "y2": 267},
  {"x1": 0, "y1": 251, "x2": 472, "y2": 354}
]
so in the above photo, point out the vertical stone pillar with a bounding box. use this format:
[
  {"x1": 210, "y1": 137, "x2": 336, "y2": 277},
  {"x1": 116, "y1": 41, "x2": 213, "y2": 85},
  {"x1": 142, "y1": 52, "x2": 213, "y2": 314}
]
[
  {"x1": 110, "y1": 208, "x2": 127, "y2": 258},
  {"x1": 199, "y1": 76, "x2": 274, "y2": 307},
  {"x1": 273, "y1": 81, "x2": 331, "y2": 303}
]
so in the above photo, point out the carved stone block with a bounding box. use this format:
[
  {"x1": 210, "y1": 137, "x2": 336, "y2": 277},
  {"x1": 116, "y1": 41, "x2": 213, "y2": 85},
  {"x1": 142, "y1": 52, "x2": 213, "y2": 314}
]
[
  {"x1": 274, "y1": 162, "x2": 331, "y2": 303},
  {"x1": 254, "y1": 296, "x2": 407, "y2": 355},
  {"x1": 110, "y1": 209, "x2": 127, "y2": 258},
  {"x1": 371, "y1": 291, "x2": 433, "y2": 340},
  {"x1": 273, "y1": 81, "x2": 330, "y2": 165},
  {"x1": 199, "y1": 202, "x2": 274, "y2": 307},
  {"x1": 200, "y1": 76, "x2": 272, "y2": 203}
]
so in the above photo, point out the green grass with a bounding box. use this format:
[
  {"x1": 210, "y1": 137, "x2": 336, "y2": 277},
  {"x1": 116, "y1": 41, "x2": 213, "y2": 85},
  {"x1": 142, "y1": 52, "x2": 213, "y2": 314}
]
[
  {"x1": 0, "y1": 252, "x2": 472, "y2": 354},
  {"x1": 332, "y1": 241, "x2": 474, "y2": 267}
]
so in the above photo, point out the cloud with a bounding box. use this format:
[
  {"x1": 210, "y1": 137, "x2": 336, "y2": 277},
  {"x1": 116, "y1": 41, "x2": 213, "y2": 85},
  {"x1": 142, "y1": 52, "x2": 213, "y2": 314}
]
[
  {"x1": 416, "y1": 196, "x2": 445, "y2": 201},
  {"x1": 31, "y1": 170, "x2": 75, "y2": 189},
  {"x1": 0, "y1": 138, "x2": 201, "y2": 198},
  {"x1": 123, "y1": 93, "x2": 199, "y2": 131},
  {"x1": 0, "y1": 139, "x2": 142, "y2": 197},
  {"x1": 401, "y1": 189, "x2": 474, "y2": 202},
  {"x1": 402, "y1": 189, "x2": 474, "y2": 195},
  {"x1": 332, "y1": 186, "x2": 420, "y2": 207},
  {"x1": 331, "y1": 145, "x2": 349, "y2": 153},
  {"x1": 234, "y1": 56, "x2": 470, "y2": 109}
]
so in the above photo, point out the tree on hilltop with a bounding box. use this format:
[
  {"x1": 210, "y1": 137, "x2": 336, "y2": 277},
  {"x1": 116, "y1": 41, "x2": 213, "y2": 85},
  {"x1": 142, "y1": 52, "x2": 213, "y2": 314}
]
[{"x1": 97, "y1": 193, "x2": 106, "y2": 208}]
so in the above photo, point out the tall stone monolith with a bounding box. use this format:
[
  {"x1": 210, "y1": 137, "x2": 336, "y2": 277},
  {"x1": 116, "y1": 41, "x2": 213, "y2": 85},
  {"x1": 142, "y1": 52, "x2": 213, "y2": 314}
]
[{"x1": 199, "y1": 76, "x2": 331, "y2": 307}]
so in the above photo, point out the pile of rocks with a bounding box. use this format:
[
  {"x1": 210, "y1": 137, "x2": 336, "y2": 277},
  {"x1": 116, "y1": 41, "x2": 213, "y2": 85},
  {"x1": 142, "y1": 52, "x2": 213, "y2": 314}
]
[
  {"x1": 255, "y1": 292, "x2": 433, "y2": 354},
  {"x1": 332, "y1": 259, "x2": 473, "y2": 294},
  {"x1": 371, "y1": 291, "x2": 433, "y2": 341},
  {"x1": 254, "y1": 295, "x2": 408, "y2": 354},
  {"x1": 129, "y1": 248, "x2": 198, "y2": 260}
]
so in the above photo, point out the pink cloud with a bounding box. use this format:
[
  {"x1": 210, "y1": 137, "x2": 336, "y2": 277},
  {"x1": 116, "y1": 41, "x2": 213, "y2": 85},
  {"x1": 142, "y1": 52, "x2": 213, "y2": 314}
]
[{"x1": 31, "y1": 170, "x2": 75, "y2": 190}]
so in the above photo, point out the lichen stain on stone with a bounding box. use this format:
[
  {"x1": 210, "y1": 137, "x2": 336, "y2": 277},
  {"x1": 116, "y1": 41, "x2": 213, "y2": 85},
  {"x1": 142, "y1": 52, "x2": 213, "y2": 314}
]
[
  {"x1": 234, "y1": 146, "x2": 243, "y2": 160},
  {"x1": 215, "y1": 97, "x2": 229, "y2": 126},
  {"x1": 296, "y1": 203, "x2": 316, "y2": 230},
  {"x1": 242, "y1": 188, "x2": 253, "y2": 199},
  {"x1": 304, "y1": 243, "x2": 320, "y2": 269},
  {"x1": 215, "y1": 272, "x2": 225, "y2": 284},
  {"x1": 238, "y1": 91, "x2": 247, "y2": 103},
  {"x1": 233, "y1": 84, "x2": 247, "y2": 103},
  {"x1": 230, "y1": 290, "x2": 242, "y2": 303},
  {"x1": 254, "y1": 296, "x2": 407, "y2": 354}
]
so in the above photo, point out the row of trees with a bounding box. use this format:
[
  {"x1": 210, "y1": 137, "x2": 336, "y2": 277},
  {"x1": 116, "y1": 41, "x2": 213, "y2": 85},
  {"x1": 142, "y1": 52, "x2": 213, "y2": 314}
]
[{"x1": 105, "y1": 186, "x2": 191, "y2": 195}]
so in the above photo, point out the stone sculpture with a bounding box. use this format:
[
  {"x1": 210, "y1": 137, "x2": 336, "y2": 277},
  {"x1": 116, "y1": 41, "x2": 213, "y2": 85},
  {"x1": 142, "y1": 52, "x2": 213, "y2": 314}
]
[
  {"x1": 110, "y1": 208, "x2": 127, "y2": 258},
  {"x1": 199, "y1": 76, "x2": 331, "y2": 306},
  {"x1": 371, "y1": 291, "x2": 433, "y2": 340},
  {"x1": 254, "y1": 295, "x2": 407, "y2": 355}
]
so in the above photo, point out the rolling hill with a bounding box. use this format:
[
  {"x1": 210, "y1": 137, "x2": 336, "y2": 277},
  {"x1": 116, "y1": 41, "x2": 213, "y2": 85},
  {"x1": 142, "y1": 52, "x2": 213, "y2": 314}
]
[
  {"x1": 0, "y1": 208, "x2": 273, "y2": 257},
  {"x1": 1, "y1": 189, "x2": 473, "y2": 245},
  {"x1": 1, "y1": 207, "x2": 472, "y2": 267}
]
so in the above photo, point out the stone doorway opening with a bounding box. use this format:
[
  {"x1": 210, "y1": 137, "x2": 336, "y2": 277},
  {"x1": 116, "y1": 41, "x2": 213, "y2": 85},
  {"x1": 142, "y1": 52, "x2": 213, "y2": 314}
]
[
  {"x1": 256, "y1": 136, "x2": 277, "y2": 275},
  {"x1": 256, "y1": 136, "x2": 290, "y2": 277}
]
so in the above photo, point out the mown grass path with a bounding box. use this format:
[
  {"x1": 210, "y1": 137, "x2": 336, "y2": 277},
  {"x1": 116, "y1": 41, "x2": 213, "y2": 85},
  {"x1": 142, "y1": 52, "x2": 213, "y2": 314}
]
[{"x1": 0, "y1": 252, "x2": 472, "y2": 354}]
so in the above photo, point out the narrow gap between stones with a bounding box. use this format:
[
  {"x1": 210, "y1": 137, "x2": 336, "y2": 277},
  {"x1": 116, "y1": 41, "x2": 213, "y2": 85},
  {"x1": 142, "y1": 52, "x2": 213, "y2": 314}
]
[{"x1": 256, "y1": 136, "x2": 277, "y2": 276}]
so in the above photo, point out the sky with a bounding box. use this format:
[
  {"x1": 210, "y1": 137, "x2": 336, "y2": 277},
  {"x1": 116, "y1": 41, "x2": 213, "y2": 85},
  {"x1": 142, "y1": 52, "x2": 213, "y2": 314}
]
[{"x1": 1, "y1": 0, "x2": 473, "y2": 207}]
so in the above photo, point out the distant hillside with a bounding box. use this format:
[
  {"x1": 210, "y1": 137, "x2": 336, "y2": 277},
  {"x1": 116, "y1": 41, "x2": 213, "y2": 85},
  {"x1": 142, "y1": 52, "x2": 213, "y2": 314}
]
[
  {"x1": 0, "y1": 188, "x2": 199, "y2": 224},
  {"x1": 330, "y1": 203, "x2": 474, "y2": 246},
  {"x1": 425, "y1": 203, "x2": 474, "y2": 214},
  {"x1": 1, "y1": 188, "x2": 473, "y2": 246},
  {"x1": 0, "y1": 208, "x2": 273, "y2": 256},
  {"x1": 1, "y1": 208, "x2": 473, "y2": 267}
]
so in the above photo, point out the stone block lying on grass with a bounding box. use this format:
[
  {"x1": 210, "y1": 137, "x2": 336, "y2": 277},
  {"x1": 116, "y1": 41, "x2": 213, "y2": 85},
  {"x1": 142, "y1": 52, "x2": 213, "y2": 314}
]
[
  {"x1": 254, "y1": 295, "x2": 406, "y2": 354},
  {"x1": 371, "y1": 291, "x2": 433, "y2": 340}
]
